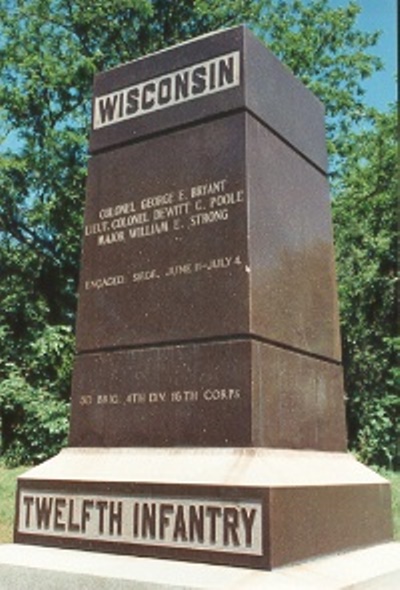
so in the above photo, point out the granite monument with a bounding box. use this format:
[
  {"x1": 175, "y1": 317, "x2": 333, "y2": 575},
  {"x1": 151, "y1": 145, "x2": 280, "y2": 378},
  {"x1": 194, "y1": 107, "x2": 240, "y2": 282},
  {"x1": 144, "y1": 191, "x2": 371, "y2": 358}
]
[{"x1": 13, "y1": 26, "x2": 393, "y2": 572}]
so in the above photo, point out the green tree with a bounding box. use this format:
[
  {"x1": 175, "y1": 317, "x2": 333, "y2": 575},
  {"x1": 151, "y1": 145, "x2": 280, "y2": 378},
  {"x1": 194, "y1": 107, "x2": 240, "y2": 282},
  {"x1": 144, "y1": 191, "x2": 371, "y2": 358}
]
[
  {"x1": 332, "y1": 107, "x2": 398, "y2": 468},
  {"x1": 0, "y1": 0, "x2": 388, "y2": 464}
]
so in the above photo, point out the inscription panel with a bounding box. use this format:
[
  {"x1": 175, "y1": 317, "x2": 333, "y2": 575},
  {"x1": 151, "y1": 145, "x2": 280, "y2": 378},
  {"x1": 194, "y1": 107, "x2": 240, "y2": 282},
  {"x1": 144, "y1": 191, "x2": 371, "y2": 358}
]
[
  {"x1": 93, "y1": 51, "x2": 240, "y2": 130},
  {"x1": 18, "y1": 490, "x2": 262, "y2": 556},
  {"x1": 90, "y1": 27, "x2": 327, "y2": 171},
  {"x1": 90, "y1": 28, "x2": 245, "y2": 154},
  {"x1": 76, "y1": 114, "x2": 248, "y2": 352},
  {"x1": 15, "y1": 478, "x2": 269, "y2": 568},
  {"x1": 69, "y1": 340, "x2": 252, "y2": 447},
  {"x1": 70, "y1": 338, "x2": 346, "y2": 451}
]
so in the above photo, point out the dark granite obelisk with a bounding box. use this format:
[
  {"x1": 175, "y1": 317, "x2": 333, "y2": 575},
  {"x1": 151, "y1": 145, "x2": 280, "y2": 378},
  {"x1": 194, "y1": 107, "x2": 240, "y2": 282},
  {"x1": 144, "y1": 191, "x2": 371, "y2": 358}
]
[
  {"x1": 14, "y1": 26, "x2": 393, "y2": 572},
  {"x1": 69, "y1": 27, "x2": 346, "y2": 451}
]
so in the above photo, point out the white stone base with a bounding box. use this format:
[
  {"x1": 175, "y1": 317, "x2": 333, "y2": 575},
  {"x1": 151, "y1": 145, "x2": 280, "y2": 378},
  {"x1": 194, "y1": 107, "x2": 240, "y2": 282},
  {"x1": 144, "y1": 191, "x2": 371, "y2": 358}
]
[
  {"x1": 0, "y1": 542, "x2": 399, "y2": 589},
  {"x1": 13, "y1": 447, "x2": 389, "y2": 487}
]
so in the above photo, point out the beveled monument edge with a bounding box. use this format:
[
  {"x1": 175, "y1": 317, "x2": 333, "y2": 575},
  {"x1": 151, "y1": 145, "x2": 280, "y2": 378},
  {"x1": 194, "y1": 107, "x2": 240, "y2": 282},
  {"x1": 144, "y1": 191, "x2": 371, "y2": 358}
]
[{"x1": 89, "y1": 25, "x2": 327, "y2": 171}]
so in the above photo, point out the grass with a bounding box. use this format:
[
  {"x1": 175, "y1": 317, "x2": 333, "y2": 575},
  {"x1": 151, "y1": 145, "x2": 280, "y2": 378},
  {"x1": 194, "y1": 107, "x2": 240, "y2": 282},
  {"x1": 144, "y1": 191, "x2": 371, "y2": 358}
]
[
  {"x1": 0, "y1": 462, "x2": 399, "y2": 545},
  {"x1": 380, "y1": 468, "x2": 400, "y2": 541},
  {"x1": 0, "y1": 462, "x2": 28, "y2": 544}
]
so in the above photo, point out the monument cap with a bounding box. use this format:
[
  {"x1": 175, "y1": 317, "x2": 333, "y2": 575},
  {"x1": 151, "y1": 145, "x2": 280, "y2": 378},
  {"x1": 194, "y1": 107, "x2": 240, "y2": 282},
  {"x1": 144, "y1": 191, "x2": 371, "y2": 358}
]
[{"x1": 90, "y1": 25, "x2": 328, "y2": 172}]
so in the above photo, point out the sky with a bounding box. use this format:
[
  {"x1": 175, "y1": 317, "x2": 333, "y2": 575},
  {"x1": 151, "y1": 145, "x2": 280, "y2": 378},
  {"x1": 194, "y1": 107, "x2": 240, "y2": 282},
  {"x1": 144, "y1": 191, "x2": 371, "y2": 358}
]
[{"x1": 329, "y1": 0, "x2": 397, "y2": 111}]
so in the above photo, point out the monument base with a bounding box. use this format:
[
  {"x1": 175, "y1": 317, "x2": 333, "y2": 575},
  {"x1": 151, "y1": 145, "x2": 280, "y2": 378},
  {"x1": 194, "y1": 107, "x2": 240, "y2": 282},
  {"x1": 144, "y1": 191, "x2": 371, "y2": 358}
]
[
  {"x1": 14, "y1": 448, "x2": 392, "y2": 569},
  {"x1": 1, "y1": 542, "x2": 400, "y2": 589}
]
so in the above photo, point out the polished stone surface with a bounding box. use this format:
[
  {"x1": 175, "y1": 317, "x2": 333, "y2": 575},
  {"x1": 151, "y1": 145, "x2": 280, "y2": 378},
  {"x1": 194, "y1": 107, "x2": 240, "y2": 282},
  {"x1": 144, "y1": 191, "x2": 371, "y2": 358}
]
[
  {"x1": 77, "y1": 112, "x2": 340, "y2": 361},
  {"x1": 246, "y1": 114, "x2": 341, "y2": 360},
  {"x1": 72, "y1": 108, "x2": 344, "y2": 450},
  {"x1": 76, "y1": 114, "x2": 248, "y2": 352},
  {"x1": 70, "y1": 339, "x2": 346, "y2": 450},
  {"x1": 14, "y1": 449, "x2": 393, "y2": 568},
  {"x1": 90, "y1": 26, "x2": 328, "y2": 172},
  {"x1": 77, "y1": 113, "x2": 340, "y2": 361},
  {"x1": 71, "y1": 27, "x2": 344, "y2": 456}
]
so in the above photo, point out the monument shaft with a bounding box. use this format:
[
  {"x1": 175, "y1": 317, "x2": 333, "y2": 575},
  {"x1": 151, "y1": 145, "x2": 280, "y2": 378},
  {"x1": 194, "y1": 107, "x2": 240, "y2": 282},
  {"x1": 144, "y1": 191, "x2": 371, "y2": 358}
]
[{"x1": 69, "y1": 27, "x2": 346, "y2": 451}]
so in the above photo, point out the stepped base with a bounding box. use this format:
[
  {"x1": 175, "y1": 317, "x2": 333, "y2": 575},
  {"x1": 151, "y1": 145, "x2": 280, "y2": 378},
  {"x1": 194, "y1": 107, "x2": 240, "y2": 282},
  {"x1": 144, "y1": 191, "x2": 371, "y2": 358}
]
[
  {"x1": 0, "y1": 543, "x2": 400, "y2": 589},
  {"x1": 14, "y1": 448, "x2": 392, "y2": 569}
]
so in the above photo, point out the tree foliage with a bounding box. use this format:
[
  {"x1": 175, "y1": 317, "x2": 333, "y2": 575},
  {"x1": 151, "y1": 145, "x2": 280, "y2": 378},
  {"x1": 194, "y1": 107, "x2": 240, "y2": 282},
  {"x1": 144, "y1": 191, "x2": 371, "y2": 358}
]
[
  {"x1": 0, "y1": 0, "x2": 394, "y2": 465},
  {"x1": 332, "y1": 107, "x2": 398, "y2": 468}
]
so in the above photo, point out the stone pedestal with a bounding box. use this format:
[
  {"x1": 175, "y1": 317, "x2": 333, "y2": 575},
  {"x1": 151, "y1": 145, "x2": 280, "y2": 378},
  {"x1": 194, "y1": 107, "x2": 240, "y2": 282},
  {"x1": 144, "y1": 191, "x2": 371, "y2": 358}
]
[
  {"x1": 3, "y1": 25, "x2": 397, "y2": 586},
  {"x1": 15, "y1": 449, "x2": 393, "y2": 570}
]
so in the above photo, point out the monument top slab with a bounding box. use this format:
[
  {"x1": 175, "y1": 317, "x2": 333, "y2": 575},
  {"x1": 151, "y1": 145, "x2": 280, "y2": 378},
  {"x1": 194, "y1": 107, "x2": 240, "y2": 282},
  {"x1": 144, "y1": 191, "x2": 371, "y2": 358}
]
[{"x1": 90, "y1": 26, "x2": 327, "y2": 172}]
